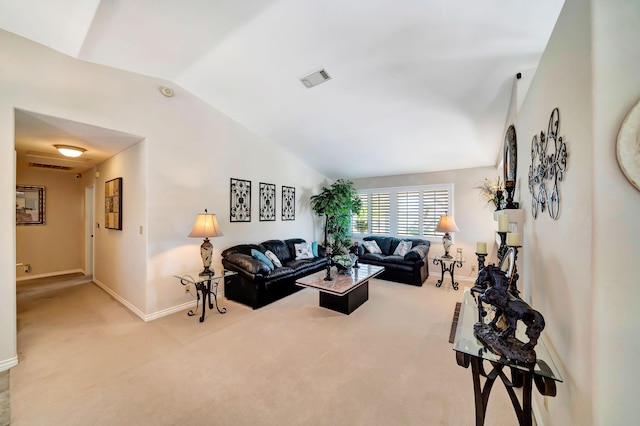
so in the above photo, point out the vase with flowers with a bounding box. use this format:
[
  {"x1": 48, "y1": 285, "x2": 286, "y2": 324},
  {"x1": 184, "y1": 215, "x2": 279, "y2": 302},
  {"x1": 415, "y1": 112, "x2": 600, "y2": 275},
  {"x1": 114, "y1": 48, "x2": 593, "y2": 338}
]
[{"x1": 476, "y1": 177, "x2": 505, "y2": 211}]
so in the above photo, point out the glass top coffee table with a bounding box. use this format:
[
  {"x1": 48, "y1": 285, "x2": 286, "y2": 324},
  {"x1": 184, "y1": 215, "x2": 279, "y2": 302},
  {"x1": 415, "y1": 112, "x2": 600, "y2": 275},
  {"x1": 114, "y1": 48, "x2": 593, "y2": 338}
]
[{"x1": 296, "y1": 264, "x2": 384, "y2": 314}]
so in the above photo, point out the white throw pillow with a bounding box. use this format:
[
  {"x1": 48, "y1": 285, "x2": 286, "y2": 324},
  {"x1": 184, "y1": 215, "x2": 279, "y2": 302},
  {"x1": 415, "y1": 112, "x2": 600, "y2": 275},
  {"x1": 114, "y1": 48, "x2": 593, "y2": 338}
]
[
  {"x1": 393, "y1": 240, "x2": 412, "y2": 256},
  {"x1": 264, "y1": 250, "x2": 282, "y2": 268},
  {"x1": 362, "y1": 240, "x2": 382, "y2": 254},
  {"x1": 294, "y1": 242, "x2": 314, "y2": 260}
]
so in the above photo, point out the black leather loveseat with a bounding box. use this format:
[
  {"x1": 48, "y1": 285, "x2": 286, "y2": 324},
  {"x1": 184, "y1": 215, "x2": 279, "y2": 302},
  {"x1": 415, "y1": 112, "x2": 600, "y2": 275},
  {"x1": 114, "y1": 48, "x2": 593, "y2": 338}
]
[
  {"x1": 222, "y1": 238, "x2": 328, "y2": 309},
  {"x1": 356, "y1": 236, "x2": 430, "y2": 286}
]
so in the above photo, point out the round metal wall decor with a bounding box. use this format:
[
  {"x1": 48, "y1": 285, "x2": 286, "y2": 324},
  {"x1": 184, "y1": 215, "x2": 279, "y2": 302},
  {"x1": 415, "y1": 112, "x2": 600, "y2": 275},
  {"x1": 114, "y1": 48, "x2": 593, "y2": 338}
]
[{"x1": 616, "y1": 98, "x2": 640, "y2": 192}]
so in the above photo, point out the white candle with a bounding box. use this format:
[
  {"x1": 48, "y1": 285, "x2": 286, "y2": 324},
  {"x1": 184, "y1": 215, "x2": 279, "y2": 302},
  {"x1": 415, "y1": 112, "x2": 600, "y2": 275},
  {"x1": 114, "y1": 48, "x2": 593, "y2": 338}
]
[
  {"x1": 476, "y1": 242, "x2": 487, "y2": 254},
  {"x1": 498, "y1": 214, "x2": 509, "y2": 232},
  {"x1": 507, "y1": 232, "x2": 520, "y2": 246}
]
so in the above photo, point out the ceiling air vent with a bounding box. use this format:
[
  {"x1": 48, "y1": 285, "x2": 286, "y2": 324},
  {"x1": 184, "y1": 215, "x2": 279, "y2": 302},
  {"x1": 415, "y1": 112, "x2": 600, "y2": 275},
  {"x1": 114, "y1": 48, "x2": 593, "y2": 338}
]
[
  {"x1": 28, "y1": 162, "x2": 73, "y2": 171},
  {"x1": 300, "y1": 69, "x2": 332, "y2": 88}
]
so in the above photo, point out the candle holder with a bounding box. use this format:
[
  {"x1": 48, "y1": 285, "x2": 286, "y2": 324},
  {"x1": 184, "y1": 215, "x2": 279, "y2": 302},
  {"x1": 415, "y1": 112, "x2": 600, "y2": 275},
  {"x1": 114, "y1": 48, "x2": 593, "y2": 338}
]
[
  {"x1": 504, "y1": 180, "x2": 519, "y2": 209},
  {"x1": 507, "y1": 245, "x2": 522, "y2": 297},
  {"x1": 350, "y1": 242, "x2": 360, "y2": 269},
  {"x1": 475, "y1": 252, "x2": 487, "y2": 271},
  {"x1": 324, "y1": 246, "x2": 333, "y2": 281},
  {"x1": 497, "y1": 231, "x2": 508, "y2": 262}
]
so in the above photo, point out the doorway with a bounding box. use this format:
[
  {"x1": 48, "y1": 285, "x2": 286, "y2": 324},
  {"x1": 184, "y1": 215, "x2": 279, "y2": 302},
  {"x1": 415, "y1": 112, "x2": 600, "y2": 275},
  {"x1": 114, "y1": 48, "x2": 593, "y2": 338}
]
[{"x1": 85, "y1": 185, "x2": 94, "y2": 276}]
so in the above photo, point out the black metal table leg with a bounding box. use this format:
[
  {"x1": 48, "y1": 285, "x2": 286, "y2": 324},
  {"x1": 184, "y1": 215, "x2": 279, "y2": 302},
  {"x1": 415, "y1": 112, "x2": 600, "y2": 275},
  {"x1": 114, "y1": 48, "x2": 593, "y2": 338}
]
[
  {"x1": 433, "y1": 258, "x2": 461, "y2": 290},
  {"x1": 209, "y1": 280, "x2": 226, "y2": 314}
]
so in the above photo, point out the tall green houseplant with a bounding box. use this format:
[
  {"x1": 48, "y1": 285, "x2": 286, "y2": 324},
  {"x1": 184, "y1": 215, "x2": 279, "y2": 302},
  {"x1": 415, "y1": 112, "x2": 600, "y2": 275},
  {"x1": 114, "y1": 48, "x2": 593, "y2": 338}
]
[{"x1": 310, "y1": 179, "x2": 362, "y2": 254}]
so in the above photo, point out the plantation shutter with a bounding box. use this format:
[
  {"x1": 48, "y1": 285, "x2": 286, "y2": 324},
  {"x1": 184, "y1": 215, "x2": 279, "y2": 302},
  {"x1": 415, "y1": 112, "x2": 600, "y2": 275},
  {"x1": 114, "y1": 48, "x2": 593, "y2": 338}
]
[
  {"x1": 423, "y1": 188, "x2": 449, "y2": 237},
  {"x1": 397, "y1": 191, "x2": 420, "y2": 236},
  {"x1": 370, "y1": 192, "x2": 390, "y2": 234},
  {"x1": 351, "y1": 193, "x2": 369, "y2": 234}
]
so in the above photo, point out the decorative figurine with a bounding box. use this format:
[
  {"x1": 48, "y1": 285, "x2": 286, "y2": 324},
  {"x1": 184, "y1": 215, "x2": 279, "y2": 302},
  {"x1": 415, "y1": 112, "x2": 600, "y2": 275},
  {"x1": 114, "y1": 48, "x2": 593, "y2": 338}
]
[
  {"x1": 324, "y1": 246, "x2": 333, "y2": 281},
  {"x1": 473, "y1": 265, "x2": 546, "y2": 365}
]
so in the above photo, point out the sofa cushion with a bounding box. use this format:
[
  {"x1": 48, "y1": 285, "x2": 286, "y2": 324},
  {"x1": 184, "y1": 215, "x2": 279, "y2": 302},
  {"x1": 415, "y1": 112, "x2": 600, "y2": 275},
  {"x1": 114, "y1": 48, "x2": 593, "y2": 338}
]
[
  {"x1": 251, "y1": 249, "x2": 274, "y2": 271},
  {"x1": 404, "y1": 244, "x2": 430, "y2": 261},
  {"x1": 362, "y1": 240, "x2": 382, "y2": 254},
  {"x1": 225, "y1": 253, "x2": 271, "y2": 276},
  {"x1": 264, "y1": 250, "x2": 282, "y2": 267},
  {"x1": 294, "y1": 242, "x2": 314, "y2": 259},
  {"x1": 393, "y1": 240, "x2": 412, "y2": 256},
  {"x1": 262, "y1": 240, "x2": 292, "y2": 263},
  {"x1": 363, "y1": 236, "x2": 395, "y2": 255},
  {"x1": 311, "y1": 241, "x2": 319, "y2": 257}
]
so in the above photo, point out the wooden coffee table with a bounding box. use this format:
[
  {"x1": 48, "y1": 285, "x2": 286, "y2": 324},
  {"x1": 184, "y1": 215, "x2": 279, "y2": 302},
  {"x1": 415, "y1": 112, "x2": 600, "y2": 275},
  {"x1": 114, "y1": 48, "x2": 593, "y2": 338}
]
[{"x1": 296, "y1": 264, "x2": 384, "y2": 314}]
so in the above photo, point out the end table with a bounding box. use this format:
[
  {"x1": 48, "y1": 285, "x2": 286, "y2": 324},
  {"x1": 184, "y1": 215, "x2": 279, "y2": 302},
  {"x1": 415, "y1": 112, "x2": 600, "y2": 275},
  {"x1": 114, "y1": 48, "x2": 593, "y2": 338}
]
[
  {"x1": 174, "y1": 270, "x2": 237, "y2": 323},
  {"x1": 432, "y1": 256, "x2": 464, "y2": 290}
]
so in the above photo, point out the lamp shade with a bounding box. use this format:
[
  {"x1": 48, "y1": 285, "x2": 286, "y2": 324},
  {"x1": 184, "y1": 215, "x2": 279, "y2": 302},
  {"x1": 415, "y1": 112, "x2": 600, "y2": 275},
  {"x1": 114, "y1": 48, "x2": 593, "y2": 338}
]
[
  {"x1": 436, "y1": 214, "x2": 460, "y2": 233},
  {"x1": 188, "y1": 211, "x2": 223, "y2": 238}
]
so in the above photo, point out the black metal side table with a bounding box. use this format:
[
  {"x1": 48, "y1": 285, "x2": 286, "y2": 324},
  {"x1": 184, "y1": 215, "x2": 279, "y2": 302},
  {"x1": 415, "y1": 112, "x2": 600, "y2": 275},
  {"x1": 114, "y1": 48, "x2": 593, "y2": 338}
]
[
  {"x1": 174, "y1": 270, "x2": 237, "y2": 323},
  {"x1": 432, "y1": 256, "x2": 464, "y2": 290}
]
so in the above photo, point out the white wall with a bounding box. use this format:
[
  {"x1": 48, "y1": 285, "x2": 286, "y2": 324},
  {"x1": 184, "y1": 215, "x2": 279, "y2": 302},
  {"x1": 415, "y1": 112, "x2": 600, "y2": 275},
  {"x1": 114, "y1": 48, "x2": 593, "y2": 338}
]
[
  {"x1": 16, "y1": 167, "x2": 85, "y2": 279},
  {"x1": 516, "y1": 0, "x2": 594, "y2": 423},
  {"x1": 352, "y1": 165, "x2": 505, "y2": 279},
  {"x1": 591, "y1": 0, "x2": 640, "y2": 424},
  {"x1": 0, "y1": 29, "x2": 327, "y2": 368}
]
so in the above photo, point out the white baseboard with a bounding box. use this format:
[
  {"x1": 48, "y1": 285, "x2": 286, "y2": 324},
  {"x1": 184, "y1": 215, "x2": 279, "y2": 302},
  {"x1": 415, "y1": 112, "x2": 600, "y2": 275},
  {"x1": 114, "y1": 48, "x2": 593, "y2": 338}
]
[
  {"x1": 532, "y1": 397, "x2": 545, "y2": 426},
  {"x1": 145, "y1": 300, "x2": 197, "y2": 321},
  {"x1": 16, "y1": 269, "x2": 84, "y2": 282},
  {"x1": 0, "y1": 356, "x2": 18, "y2": 372},
  {"x1": 92, "y1": 278, "x2": 147, "y2": 321},
  {"x1": 93, "y1": 278, "x2": 199, "y2": 322}
]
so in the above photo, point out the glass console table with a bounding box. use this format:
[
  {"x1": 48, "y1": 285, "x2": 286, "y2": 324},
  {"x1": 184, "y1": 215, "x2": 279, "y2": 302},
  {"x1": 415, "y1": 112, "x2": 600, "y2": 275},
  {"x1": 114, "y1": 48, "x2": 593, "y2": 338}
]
[
  {"x1": 453, "y1": 288, "x2": 563, "y2": 426},
  {"x1": 174, "y1": 270, "x2": 237, "y2": 323}
]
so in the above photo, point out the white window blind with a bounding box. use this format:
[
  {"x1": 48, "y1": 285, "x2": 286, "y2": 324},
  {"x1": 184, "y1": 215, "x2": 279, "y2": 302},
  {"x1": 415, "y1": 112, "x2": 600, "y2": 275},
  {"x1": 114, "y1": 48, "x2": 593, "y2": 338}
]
[
  {"x1": 370, "y1": 192, "x2": 390, "y2": 234},
  {"x1": 422, "y1": 188, "x2": 449, "y2": 237},
  {"x1": 352, "y1": 184, "x2": 454, "y2": 242},
  {"x1": 397, "y1": 191, "x2": 420, "y2": 236}
]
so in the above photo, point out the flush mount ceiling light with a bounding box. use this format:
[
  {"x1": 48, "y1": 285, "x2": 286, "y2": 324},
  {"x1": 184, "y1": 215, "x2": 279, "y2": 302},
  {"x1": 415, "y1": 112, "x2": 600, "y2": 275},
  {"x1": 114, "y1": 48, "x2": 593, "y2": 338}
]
[
  {"x1": 54, "y1": 145, "x2": 86, "y2": 158},
  {"x1": 299, "y1": 69, "x2": 332, "y2": 88}
]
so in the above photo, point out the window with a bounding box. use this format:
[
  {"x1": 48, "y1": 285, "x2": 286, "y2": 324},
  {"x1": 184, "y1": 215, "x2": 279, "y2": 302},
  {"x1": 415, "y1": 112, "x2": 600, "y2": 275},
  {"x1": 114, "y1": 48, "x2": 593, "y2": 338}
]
[{"x1": 352, "y1": 184, "x2": 454, "y2": 242}]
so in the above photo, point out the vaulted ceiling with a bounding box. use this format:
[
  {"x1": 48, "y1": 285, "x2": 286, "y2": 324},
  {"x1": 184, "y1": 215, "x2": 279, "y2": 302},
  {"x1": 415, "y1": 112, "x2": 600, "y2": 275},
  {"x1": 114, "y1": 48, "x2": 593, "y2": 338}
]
[{"x1": 1, "y1": 0, "x2": 564, "y2": 178}]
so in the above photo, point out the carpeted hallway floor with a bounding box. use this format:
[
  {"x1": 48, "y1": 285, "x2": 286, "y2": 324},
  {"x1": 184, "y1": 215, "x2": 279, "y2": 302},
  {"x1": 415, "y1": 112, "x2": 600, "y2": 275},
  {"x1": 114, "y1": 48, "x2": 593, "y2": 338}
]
[{"x1": 9, "y1": 274, "x2": 517, "y2": 425}]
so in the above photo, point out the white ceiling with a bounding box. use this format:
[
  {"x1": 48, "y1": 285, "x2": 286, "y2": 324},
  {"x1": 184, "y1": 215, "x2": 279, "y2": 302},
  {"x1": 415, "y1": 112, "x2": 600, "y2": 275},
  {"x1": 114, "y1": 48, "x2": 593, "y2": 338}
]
[{"x1": 2, "y1": 0, "x2": 564, "y2": 179}]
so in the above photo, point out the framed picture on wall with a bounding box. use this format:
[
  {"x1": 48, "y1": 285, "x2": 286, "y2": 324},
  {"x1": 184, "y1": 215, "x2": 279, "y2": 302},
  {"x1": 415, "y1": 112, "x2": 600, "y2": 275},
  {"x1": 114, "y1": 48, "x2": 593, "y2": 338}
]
[
  {"x1": 105, "y1": 177, "x2": 122, "y2": 230},
  {"x1": 230, "y1": 178, "x2": 251, "y2": 222},
  {"x1": 259, "y1": 182, "x2": 276, "y2": 221},
  {"x1": 16, "y1": 185, "x2": 45, "y2": 225},
  {"x1": 282, "y1": 186, "x2": 295, "y2": 221}
]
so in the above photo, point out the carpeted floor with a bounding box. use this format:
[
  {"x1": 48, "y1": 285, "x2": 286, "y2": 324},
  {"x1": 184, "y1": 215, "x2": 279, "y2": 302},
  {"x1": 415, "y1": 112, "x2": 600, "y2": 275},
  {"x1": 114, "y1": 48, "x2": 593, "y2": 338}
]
[{"x1": 9, "y1": 274, "x2": 517, "y2": 425}]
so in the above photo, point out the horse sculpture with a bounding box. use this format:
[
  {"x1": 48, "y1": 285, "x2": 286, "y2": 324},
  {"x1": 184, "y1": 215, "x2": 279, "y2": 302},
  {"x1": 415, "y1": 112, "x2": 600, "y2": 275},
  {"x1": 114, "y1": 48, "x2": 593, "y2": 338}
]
[{"x1": 473, "y1": 265, "x2": 546, "y2": 360}]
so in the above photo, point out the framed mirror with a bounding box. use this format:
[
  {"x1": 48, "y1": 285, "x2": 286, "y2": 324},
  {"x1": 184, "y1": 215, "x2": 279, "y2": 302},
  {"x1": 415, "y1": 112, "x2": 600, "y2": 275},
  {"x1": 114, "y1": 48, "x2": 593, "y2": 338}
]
[
  {"x1": 503, "y1": 125, "x2": 518, "y2": 208},
  {"x1": 503, "y1": 124, "x2": 517, "y2": 183}
]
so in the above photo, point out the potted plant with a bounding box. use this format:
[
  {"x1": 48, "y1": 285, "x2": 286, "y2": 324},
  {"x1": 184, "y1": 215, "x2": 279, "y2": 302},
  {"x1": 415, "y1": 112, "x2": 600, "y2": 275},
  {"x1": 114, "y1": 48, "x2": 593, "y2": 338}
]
[{"x1": 310, "y1": 179, "x2": 362, "y2": 254}]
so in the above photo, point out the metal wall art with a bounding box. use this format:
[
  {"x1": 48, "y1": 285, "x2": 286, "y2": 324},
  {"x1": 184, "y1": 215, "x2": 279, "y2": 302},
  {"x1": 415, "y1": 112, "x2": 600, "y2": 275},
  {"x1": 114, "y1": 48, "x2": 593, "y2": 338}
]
[
  {"x1": 259, "y1": 182, "x2": 276, "y2": 221},
  {"x1": 282, "y1": 186, "x2": 295, "y2": 221},
  {"x1": 16, "y1": 185, "x2": 45, "y2": 225},
  {"x1": 105, "y1": 178, "x2": 122, "y2": 230},
  {"x1": 230, "y1": 178, "x2": 251, "y2": 222},
  {"x1": 527, "y1": 108, "x2": 568, "y2": 220}
]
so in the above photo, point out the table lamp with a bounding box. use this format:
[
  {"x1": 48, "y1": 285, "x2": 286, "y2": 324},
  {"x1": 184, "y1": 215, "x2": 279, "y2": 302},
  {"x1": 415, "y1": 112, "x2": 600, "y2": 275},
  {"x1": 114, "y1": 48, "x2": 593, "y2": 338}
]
[
  {"x1": 436, "y1": 213, "x2": 460, "y2": 258},
  {"x1": 188, "y1": 209, "x2": 223, "y2": 276}
]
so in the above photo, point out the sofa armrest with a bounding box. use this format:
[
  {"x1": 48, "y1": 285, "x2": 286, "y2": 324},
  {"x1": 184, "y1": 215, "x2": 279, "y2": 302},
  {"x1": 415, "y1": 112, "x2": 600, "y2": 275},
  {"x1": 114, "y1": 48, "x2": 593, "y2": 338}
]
[
  {"x1": 404, "y1": 244, "x2": 429, "y2": 261},
  {"x1": 224, "y1": 253, "x2": 271, "y2": 276}
]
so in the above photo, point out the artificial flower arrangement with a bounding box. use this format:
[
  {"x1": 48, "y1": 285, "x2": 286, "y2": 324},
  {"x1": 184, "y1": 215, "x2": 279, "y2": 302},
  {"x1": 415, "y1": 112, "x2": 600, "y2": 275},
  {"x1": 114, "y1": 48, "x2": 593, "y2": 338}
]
[
  {"x1": 332, "y1": 253, "x2": 356, "y2": 272},
  {"x1": 476, "y1": 177, "x2": 504, "y2": 210}
]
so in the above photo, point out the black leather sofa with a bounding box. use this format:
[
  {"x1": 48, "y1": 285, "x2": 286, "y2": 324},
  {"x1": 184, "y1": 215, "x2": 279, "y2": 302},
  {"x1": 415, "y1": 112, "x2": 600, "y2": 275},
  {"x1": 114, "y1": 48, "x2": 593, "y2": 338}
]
[
  {"x1": 356, "y1": 236, "x2": 430, "y2": 286},
  {"x1": 221, "y1": 238, "x2": 328, "y2": 309}
]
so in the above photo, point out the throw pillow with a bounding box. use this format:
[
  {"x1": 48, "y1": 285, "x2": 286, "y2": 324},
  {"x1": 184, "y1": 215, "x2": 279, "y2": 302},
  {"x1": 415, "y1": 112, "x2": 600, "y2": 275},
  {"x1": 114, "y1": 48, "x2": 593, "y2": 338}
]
[
  {"x1": 264, "y1": 250, "x2": 282, "y2": 268},
  {"x1": 393, "y1": 240, "x2": 412, "y2": 256},
  {"x1": 251, "y1": 249, "x2": 274, "y2": 271},
  {"x1": 311, "y1": 241, "x2": 319, "y2": 257},
  {"x1": 294, "y1": 242, "x2": 314, "y2": 260},
  {"x1": 362, "y1": 240, "x2": 382, "y2": 254}
]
